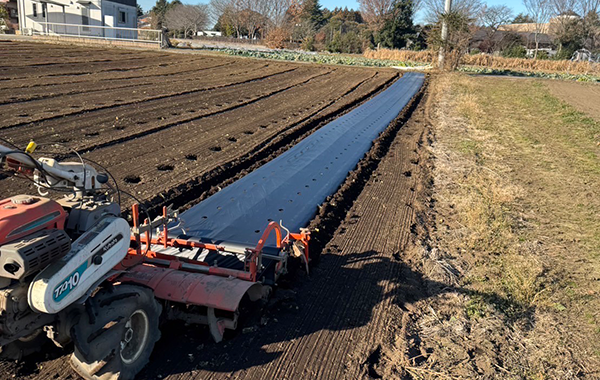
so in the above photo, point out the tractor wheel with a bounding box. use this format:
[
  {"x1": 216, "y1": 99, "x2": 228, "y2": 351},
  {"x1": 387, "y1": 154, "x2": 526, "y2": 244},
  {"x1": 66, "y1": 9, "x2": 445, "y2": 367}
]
[
  {"x1": 0, "y1": 329, "x2": 48, "y2": 360},
  {"x1": 70, "y1": 284, "x2": 162, "y2": 380}
]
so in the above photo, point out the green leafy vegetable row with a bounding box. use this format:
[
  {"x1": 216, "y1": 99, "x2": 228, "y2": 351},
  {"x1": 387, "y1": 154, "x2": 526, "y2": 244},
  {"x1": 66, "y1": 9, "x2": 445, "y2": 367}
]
[
  {"x1": 200, "y1": 47, "x2": 422, "y2": 68},
  {"x1": 458, "y1": 66, "x2": 600, "y2": 82}
]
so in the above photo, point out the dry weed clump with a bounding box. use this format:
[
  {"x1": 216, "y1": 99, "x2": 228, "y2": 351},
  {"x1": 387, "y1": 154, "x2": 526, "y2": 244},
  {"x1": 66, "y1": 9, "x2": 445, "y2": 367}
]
[
  {"x1": 364, "y1": 48, "x2": 436, "y2": 64},
  {"x1": 461, "y1": 54, "x2": 599, "y2": 75},
  {"x1": 364, "y1": 48, "x2": 600, "y2": 75},
  {"x1": 265, "y1": 27, "x2": 290, "y2": 49}
]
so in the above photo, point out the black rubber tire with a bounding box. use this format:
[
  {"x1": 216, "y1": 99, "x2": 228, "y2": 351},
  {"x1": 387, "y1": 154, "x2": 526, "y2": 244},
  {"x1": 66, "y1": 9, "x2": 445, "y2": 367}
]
[
  {"x1": 0, "y1": 329, "x2": 48, "y2": 360},
  {"x1": 70, "y1": 284, "x2": 162, "y2": 380}
]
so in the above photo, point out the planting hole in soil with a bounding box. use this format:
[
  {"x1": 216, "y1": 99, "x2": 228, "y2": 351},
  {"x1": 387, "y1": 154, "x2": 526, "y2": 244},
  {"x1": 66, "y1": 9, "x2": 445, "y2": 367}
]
[
  {"x1": 124, "y1": 175, "x2": 141, "y2": 184},
  {"x1": 157, "y1": 164, "x2": 174, "y2": 171}
]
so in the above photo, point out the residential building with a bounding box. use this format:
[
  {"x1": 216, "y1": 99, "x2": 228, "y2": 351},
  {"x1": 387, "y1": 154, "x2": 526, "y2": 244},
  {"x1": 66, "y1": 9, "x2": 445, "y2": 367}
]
[
  {"x1": 137, "y1": 12, "x2": 151, "y2": 29},
  {"x1": 470, "y1": 28, "x2": 556, "y2": 56},
  {"x1": 16, "y1": 0, "x2": 137, "y2": 37},
  {"x1": 197, "y1": 31, "x2": 222, "y2": 37},
  {"x1": 499, "y1": 13, "x2": 581, "y2": 35}
]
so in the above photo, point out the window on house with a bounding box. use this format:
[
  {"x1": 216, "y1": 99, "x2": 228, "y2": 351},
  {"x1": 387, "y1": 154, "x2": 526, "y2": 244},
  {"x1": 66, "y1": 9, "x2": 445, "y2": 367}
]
[
  {"x1": 81, "y1": 7, "x2": 89, "y2": 25},
  {"x1": 32, "y1": 3, "x2": 37, "y2": 17},
  {"x1": 118, "y1": 10, "x2": 126, "y2": 24},
  {"x1": 41, "y1": 3, "x2": 46, "y2": 18},
  {"x1": 81, "y1": 6, "x2": 89, "y2": 31}
]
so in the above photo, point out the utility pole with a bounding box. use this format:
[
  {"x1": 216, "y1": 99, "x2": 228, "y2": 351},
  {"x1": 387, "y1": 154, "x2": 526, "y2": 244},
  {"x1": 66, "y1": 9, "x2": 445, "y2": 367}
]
[{"x1": 437, "y1": 0, "x2": 452, "y2": 69}]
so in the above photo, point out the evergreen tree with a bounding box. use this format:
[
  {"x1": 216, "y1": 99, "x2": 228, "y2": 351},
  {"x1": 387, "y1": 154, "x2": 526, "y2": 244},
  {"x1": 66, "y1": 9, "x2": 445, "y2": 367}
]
[
  {"x1": 152, "y1": 0, "x2": 169, "y2": 17},
  {"x1": 375, "y1": 0, "x2": 415, "y2": 49},
  {"x1": 301, "y1": 0, "x2": 324, "y2": 28},
  {"x1": 151, "y1": 0, "x2": 181, "y2": 27},
  {"x1": 512, "y1": 13, "x2": 534, "y2": 23}
]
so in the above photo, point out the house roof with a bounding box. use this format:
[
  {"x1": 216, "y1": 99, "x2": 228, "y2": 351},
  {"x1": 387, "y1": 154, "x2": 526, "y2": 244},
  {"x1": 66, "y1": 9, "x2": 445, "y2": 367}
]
[
  {"x1": 499, "y1": 23, "x2": 550, "y2": 34},
  {"x1": 106, "y1": 0, "x2": 135, "y2": 8},
  {"x1": 470, "y1": 28, "x2": 555, "y2": 48}
]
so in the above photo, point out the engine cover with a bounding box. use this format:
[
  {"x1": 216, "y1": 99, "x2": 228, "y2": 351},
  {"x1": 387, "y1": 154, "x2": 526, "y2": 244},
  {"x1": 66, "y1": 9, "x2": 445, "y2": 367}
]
[
  {"x1": 0, "y1": 229, "x2": 71, "y2": 280},
  {"x1": 28, "y1": 216, "x2": 130, "y2": 314},
  {"x1": 0, "y1": 196, "x2": 67, "y2": 245}
]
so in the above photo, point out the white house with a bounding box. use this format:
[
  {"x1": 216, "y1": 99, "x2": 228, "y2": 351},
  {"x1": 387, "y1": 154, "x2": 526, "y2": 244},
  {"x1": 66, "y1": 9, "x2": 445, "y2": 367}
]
[
  {"x1": 197, "y1": 31, "x2": 222, "y2": 37},
  {"x1": 17, "y1": 0, "x2": 137, "y2": 38}
]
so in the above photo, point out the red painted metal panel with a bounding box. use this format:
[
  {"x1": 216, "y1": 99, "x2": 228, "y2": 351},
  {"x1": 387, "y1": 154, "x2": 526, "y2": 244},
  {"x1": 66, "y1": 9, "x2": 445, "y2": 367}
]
[
  {"x1": 0, "y1": 196, "x2": 67, "y2": 245},
  {"x1": 119, "y1": 264, "x2": 260, "y2": 312}
]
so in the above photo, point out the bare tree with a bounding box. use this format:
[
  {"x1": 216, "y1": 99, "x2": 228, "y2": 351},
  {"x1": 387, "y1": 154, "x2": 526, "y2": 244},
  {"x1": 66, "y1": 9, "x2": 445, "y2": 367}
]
[
  {"x1": 478, "y1": 5, "x2": 513, "y2": 52},
  {"x1": 550, "y1": 0, "x2": 578, "y2": 55},
  {"x1": 210, "y1": 0, "x2": 243, "y2": 37},
  {"x1": 479, "y1": 5, "x2": 513, "y2": 30},
  {"x1": 551, "y1": 0, "x2": 577, "y2": 16},
  {"x1": 523, "y1": 0, "x2": 551, "y2": 57},
  {"x1": 165, "y1": 4, "x2": 209, "y2": 38},
  {"x1": 578, "y1": 0, "x2": 600, "y2": 18},
  {"x1": 550, "y1": 0, "x2": 577, "y2": 32},
  {"x1": 423, "y1": 0, "x2": 482, "y2": 24},
  {"x1": 210, "y1": 0, "x2": 287, "y2": 38},
  {"x1": 239, "y1": 7, "x2": 267, "y2": 38},
  {"x1": 358, "y1": 0, "x2": 394, "y2": 30},
  {"x1": 549, "y1": 0, "x2": 600, "y2": 52},
  {"x1": 577, "y1": 0, "x2": 600, "y2": 47},
  {"x1": 266, "y1": 0, "x2": 292, "y2": 28}
]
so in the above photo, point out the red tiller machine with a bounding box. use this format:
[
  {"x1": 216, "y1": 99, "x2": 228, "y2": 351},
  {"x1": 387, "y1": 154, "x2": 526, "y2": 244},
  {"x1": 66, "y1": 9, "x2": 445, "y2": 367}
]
[{"x1": 0, "y1": 141, "x2": 310, "y2": 380}]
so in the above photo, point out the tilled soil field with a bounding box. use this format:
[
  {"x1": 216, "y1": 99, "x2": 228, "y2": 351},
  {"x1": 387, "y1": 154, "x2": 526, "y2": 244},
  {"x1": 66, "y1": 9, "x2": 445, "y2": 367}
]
[
  {"x1": 0, "y1": 41, "x2": 399, "y2": 211},
  {"x1": 0, "y1": 40, "x2": 430, "y2": 380},
  {"x1": 545, "y1": 79, "x2": 600, "y2": 121}
]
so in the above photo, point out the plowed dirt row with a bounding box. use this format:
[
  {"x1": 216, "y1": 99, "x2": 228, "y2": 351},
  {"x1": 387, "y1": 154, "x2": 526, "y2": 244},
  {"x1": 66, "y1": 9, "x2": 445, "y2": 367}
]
[
  {"x1": 0, "y1": 42, "x2": 398, "y2": 214},
  {"x1": 0, "y1": 54, "x2": 427, "y2": 380},
  {"x1": 0, "y1": 58, "x2": 210, "y2": 88},
  {"x1": 0, "y1": 57, "x2": 202, "y2": 82},
  {"x1": 0, "y1": 66, "x2": 312, "y2": 151},
  {"x1": 0, "y1": 62, "x2": 304, "y2": 129},
  {"x1": 0, "y1": 50, "x2": 210, "y2": 81},
  {"x1": 0, "y1": 60, "x2": 237, "y2": 101},
  {"x1": 0, "y1": 56, "x2": 160, "y2": 78},
  {"x1": 82, "y1": 70, "x2": 384, "y2": 203}
]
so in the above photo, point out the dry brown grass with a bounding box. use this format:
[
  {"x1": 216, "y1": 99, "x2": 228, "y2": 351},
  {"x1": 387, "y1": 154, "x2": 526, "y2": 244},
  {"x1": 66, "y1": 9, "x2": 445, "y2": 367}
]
[
  {"x1": 364, "y1": 48, "x2": 600, "y2": 75},
  {"x1": 418, "y1": 73, "x2": 600, "y2": 378},
  {"x1": 364, "y1": 48, "x2": 438, "y2": 64},
  {"x1": 374, "y1": 73, "x2": 600, "y2": 379}
]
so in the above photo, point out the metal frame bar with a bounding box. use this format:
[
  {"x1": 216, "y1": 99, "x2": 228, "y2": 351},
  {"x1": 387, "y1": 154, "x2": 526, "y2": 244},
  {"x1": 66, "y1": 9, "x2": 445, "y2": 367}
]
[
  {"x1": 125, "y1": 205, "x2": 310, "y2": 283},
  {"x1": 30, "y1": 21, "x2": 162, "y2": 45}
]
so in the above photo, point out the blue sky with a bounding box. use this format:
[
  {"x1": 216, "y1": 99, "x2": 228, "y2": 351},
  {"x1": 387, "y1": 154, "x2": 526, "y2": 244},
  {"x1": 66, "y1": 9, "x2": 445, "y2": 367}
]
[{"x1": 138, "y1": 0, "x2": 528, "y2": 25}]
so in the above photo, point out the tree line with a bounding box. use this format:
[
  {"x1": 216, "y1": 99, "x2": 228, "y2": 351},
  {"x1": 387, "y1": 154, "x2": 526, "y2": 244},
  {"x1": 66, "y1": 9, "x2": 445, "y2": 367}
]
[{"x1": 140, "y1": 0, "x2": 599, "y2": 58}]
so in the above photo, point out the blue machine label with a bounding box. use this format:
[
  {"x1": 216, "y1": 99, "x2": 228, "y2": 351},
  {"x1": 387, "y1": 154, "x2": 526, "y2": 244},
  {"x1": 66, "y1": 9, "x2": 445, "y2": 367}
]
[{"x1": 53, "y1": 261, "x2": 88, "y2": 302}]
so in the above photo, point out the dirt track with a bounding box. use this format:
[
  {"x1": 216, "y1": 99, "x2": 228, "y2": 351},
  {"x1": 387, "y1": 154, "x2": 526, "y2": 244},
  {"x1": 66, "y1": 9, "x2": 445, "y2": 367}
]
[
  {"x1": 0, "y1": 41, "x2": 431, "y2": 380},
  {"x1": 0, "y1": 41, "x2": 398, "y2": 210},
  {"x1": 545, "y1": 80, "x2": 600, "y2": 121}
]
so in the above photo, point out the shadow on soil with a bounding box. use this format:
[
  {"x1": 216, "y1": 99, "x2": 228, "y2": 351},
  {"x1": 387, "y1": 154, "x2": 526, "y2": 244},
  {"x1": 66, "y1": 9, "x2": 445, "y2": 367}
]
[
  {"x1": 133, "y1": 248, "x2": 522, "y2": 378},
  {"x1": 3, "y1": 249, "x2": 523, "y2": 379}
]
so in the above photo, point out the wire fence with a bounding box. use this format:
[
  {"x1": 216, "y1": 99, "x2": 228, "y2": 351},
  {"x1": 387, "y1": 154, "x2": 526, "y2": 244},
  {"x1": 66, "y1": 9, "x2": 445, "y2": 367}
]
[
  {"x1": 27, "y1": 22, "x2": 163, "y2": 46},
  {"x1": 192, "y1": 35, "x2": 265, "y2": 46}
]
